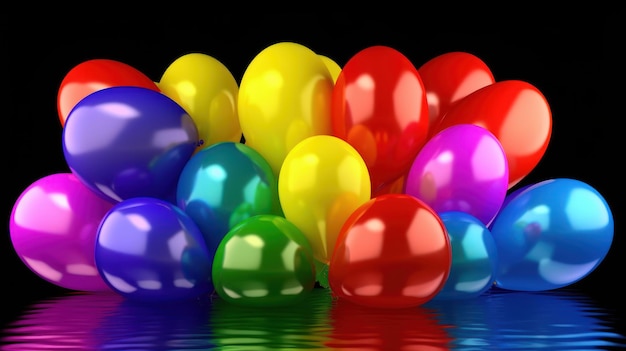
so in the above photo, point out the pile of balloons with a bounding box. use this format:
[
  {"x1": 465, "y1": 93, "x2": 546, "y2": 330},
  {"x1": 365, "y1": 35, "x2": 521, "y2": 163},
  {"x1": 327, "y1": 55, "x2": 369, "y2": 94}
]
[{"x1": 9, "y1": 42, "x2": 614, "y2": 309}]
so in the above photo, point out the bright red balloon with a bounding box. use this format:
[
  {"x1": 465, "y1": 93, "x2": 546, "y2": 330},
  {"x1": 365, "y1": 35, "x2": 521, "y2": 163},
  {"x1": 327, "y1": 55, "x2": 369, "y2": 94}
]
[
  {"x1": 57, "y1": 59, "x2": 160, "y2": 126},
  {"x1": 430, "y1": 80, "x2": 552, "y2": 189},
  {"x1": 328, "y1": 193, "x2": 451, "y2": 309},
  {"x1": 418, "y1": 51, "x2": 495, "y2": 134},
  {"x1": 331, "y1": 46, "x2": 430, "y2": 195}
]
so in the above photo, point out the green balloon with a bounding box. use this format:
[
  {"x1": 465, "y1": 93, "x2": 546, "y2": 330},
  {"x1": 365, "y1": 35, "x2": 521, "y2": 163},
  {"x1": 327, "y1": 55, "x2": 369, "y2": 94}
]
[{"x1": 212, "y1": 214, "x2": 317, "y2": 307}]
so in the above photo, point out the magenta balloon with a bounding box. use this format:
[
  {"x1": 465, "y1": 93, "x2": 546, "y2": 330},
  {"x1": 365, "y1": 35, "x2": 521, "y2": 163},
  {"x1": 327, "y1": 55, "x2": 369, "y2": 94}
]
[
  {"x1": 9, "y1": 173, "x2": 114, "y2": 291},
  {"x1": 404, "y1": 124, "x2": 509, "y2": 225}
]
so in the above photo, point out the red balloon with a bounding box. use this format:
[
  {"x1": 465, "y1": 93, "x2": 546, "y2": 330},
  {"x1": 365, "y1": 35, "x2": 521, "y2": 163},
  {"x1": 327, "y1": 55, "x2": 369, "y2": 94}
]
[
  {"x1": 418, "y1": 51, "x2": 495, "y2": 134},
  {"x1": 331, "y1": 46, "x2": 430, "y2": 195},
  {"x1": 57, "y1": 59, "x2": 160, "y2": 126},
  {"x1": 328, "y1": 193, "x2": 451, "y2": 309},
  {"x1": 430, "y1": 80, "x2": 552, "y2": 189}
]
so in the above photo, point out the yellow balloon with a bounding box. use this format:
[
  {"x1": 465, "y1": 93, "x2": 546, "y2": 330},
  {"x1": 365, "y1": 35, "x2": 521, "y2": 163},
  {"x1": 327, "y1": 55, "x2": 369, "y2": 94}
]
[
  {"x1": 279, "y1": 135, "x2": 371, "y2": 264},
  {"x1": 159, "y1": 53, "x2": 241, "y2": 151},
  {"x1": 319, "y1": 55, "x2": 342, "y2": 83},
  {"x1": 238, "y1": 42, "x2": 334, "y2": 177}
]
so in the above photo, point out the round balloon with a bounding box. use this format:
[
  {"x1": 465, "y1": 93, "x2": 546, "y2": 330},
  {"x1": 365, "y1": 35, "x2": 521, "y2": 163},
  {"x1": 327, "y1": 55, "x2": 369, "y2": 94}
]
[
  {"x1": 95, "y1": 197, "x2": 214, "y2": 302},
  {"x1": 159, "y1": 53, "x2": 241, "y2": 151},
  {"x1": 62, "y1": 86, "x2": 199, "y2": 203},
  {"x1": 9, "y1": 173, "x2": 114, "y2": 291},
  {"x1": 328, "y1": 193, "x2": 451, "y2": 309},
  {"x1": 57, "y1": 59, "x2": 160, "y2": 126},
  {"x1": 489, "y1": 178, "x2": 614, "y2": 291},
  {"x1": 404, "y1": 124, "x2": 509, "y2": 226},
  {"x1": 278, "y1": 135, "x2": 371, "y2": 264}
]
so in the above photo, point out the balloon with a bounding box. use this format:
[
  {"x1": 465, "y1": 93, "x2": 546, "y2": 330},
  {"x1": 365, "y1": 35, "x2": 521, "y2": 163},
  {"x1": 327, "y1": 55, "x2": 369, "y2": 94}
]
[
  {"x1": 176, "y1": 141, "x2": 282, "y2": 253},
  {"x1": 489, "y1": 178, "x2": 614, "y2": 291},
  {"x1": 429, "y1": 80, "x2": 552, "y2": 189},
  {"x1": 319, "y1": 54, "x2": 342, "y2": 83},
  {"x1": 9, "y1": 173, "x2": 114, "y2": 291},
  {"x1": 278, "y1": 135, "x2": 371, "y2": 264},
  {"x1": 331, "y1": 45, "x2": 430, "y2": 195},
  {"x1": 417, "y1": 51, "x2": 495, "y2": 132},
  {"x1": 95, "y1": 197, "x2": 214, "y2": 302},
  {"x1": 62, "y1": 86, "x2": 199, "y2": 203},
  {"x1": 212, "y1": 214, "x2": 317, "y2": 307},
  {"x1": 158, "y1": 53, "x2": 242, "y2": 151},
  {"x1": 328, "y1": 193, "x2": 451, "y2": 309},
  {"x1": 434, "y1": 211, "x2": 498, "y2": 300},
  {"x1": 238, "y1": 42, "x2": 334, "y2": 177},
  {"x1": 404, "y1": 124, "x2": 509, "y2": 226},
  {"x1": 57, "y1": 59, "x2": 160, "y2": 126}
]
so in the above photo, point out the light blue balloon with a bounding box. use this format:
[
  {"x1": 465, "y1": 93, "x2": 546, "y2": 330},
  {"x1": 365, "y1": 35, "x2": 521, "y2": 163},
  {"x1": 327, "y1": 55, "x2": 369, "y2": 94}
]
[
  {"x1": 434, "y1": 211, "x2": 498, "y2": 300},
  {"x1": 490, "y1": 178, "x2": 613, "y2": 291}
]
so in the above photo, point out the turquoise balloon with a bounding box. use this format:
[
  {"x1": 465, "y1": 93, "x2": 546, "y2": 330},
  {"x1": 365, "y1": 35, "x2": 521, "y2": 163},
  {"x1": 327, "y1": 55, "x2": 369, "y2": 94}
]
[
  {"x1": 176, "y1": 142, "x2": 283, "y2": 252},
  {"x1": 434, "y1": 211, "x2": 498, "y2": 300},
  {"x1": 490, "y1": 178, "x2": 614, "y2": 291}
]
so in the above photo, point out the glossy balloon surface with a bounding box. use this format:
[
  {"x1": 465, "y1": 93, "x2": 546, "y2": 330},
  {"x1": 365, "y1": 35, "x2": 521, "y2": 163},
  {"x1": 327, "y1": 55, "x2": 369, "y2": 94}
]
[
  {"x1": 9, "y1": 173, "x2": 114, "y2": 291},
  {"x1": 95, "y1": 197, "x2": 214, "y2": 302},
  {"x1": 63, "y1": 86, "x2": 199, "y2": 203},
  {"x1": 489, "y1": 178, "x2": 614, "y2": 291},
  {"x1": 279, "y1": 135, "x2": 371, "y2": 264},
  {"x1": 57, "y1": 59, "x2": 160, "y2": 126},
  {"x1": 212, "y1": 214, "x2": 317, "y2": 307},
  {"x1": 319, "y1": 54, "x2": 342, "y2": 83},
  {"x1": 430, "y1": 80, "x2": 552, "y2": 189},
  {"x1": 329, "y1": 194, "x2": 451, "y2": 309},
  {"x1": 404, "y1": 124, "x2": 509, "y2": 226},
  {"x1": 434, "y1": 211, "x2": 498, "y2": 300},
  {"x1": 331, "y1": 45, "x2": 430, "y2": 194},
  {"x1": 238, "y1": 42, "x2": 334, "y2": 177},
  {"x1": 159, "y1": 53, "x2": 241, "y2": 151},
  {"x1": 177, "y1": 142, "x2": 282, "y2": 253}
]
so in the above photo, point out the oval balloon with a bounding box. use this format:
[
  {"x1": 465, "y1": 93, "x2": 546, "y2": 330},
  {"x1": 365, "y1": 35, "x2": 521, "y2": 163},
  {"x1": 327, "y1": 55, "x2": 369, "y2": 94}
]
[
  {"x1": 489, "y1": 178, "x2": 614, "y2": 291},
  {"x1": 57, "y1": 59, "x2": 160, "y2": 126},
  {"x1": 331, "y1": 45, "x2": 430, "y2": 195},
  {"x1": 417, "y1": 51, "x2": 495, "y2": 133},
  {"x1": 328, "y1": 193, "x2": 451, "y2": 309},
  {"x1": 62, "y1": 86, "x2": 199, "y2": 203},
  {"x1": 9, "y1": 173, "x2": 114, "y2": 292},
  {"x1": 95, "y1": 197, "x2": 214, "y2": 302},
  {"x1": 279, "y1": 135, "x2": 371, "y2": 264},
  {"x1": 404, "y1": 124, "x2": 509, "y2": 226},
  {"x1": 238, "y1": 42, "x2": 334, "y2": 177},
  {"x1": 158, "y1": 53, "x2": 242, "y2": 151},
  {"x1": 429, "y1": 80, "x2": 552, "y2": 189}
]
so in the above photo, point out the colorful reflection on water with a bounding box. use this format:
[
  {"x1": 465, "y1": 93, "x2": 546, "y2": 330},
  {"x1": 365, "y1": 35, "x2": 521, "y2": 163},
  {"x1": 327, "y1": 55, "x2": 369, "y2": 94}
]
[{"x1": 1, "y1": 288, "x2": 624, "y2": 350}]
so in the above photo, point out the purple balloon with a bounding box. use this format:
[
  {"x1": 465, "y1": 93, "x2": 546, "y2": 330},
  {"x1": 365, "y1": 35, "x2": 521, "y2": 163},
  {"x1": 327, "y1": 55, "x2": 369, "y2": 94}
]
[
  {"x1": 95, "y1": 197, "x2": 214, "y2": 302},
  {"x1": 404, "y1": 124, "x2": 509, "y2": 225},
  {"x1": 9, "y1": 173, "x2": 114, "y2": 291},
  {"x1": 62, "y1": 86, "x2": 199, "y2": 203}
]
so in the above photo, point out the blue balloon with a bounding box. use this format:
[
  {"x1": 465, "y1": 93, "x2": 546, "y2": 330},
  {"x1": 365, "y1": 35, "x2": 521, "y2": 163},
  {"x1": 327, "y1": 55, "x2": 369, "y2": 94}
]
[
  {"x1": 95, "y1": 197, "x2": 214, "y2": 302},
  {"x1": 62, "y1": 86, "x2": 199, "y2": 203},
  {"x1": 176, "y1": 142, "x2": 282, "y2": 253},
  {"x1": 434, "y1": 211, "x2": 498, "y2": 300},
  {"x1": 490, "y1": 178, "x2": 614, "y2": 291}
]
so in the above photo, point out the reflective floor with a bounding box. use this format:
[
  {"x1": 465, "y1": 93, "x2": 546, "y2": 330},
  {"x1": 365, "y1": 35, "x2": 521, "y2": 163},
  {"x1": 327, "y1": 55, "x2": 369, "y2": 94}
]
[{"x1": 1, "y1": 287, "x2": 625, "y2": 350}]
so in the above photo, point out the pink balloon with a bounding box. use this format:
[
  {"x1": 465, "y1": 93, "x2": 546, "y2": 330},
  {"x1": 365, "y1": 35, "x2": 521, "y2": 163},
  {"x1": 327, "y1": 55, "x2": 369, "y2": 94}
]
[
  {"x1": 404, "y1": 124, "x2": 508, "y2": 225},
  {"x1": 9, "y1": 173, "x2": 114, "y2": 291}
]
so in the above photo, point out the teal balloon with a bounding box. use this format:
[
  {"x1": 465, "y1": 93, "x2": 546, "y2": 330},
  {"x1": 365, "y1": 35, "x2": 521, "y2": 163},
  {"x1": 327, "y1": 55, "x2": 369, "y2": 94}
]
[
  {"x1": 490, "y1": 178, "x2": 614, "y2": 291},
  {"x1": 176, "y1": 142, "x2": 283, "y2": 252}
]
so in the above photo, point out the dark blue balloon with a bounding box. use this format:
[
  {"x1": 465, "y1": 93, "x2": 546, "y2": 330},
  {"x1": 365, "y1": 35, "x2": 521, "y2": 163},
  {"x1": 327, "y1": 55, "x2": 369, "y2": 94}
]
[
  {"x1": 490, "y1": 178, "x2": 614, "y2": 291},
  {"x1": 62, "y1": 86, "x2": 199, "y2": 203},
  {"x1": 95, "y1": 197, "x2": 214, "y2": 302}
]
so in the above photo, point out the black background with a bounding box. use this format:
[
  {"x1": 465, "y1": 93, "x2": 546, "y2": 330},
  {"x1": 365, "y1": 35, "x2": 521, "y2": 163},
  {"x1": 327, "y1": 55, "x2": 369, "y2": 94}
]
[{"x1": 4, "y1": 12, "x2": 621, "y2": 327}]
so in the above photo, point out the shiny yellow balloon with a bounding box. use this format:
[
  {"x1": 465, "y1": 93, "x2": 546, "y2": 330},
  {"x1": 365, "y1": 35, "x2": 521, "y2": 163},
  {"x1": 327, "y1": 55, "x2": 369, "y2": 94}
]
[
  {"x1": 238, "y1": 42, "x2": 334, "y2": 177},
  {"x1": 159, "y1": 53, "x2": 241, "y2": 151},
  {"x1": 279, "y1": 135, "x2": 371, "y2": 264},
  {"x1": 319, "y1": 55, "x2": 342, "y2": 83}
]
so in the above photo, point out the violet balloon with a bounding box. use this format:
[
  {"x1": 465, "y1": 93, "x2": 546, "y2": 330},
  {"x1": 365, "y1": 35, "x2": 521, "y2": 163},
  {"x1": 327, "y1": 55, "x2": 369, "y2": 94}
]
[
  {"x1": 404, "y1": 124, "x2": 509, "y2": 226},
  {"x1": 9, "y1": 173, "x2": 114, "y2": 291},
  {"x1": 62, "y1": 86, "x2": 199, "y2": 204}
]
